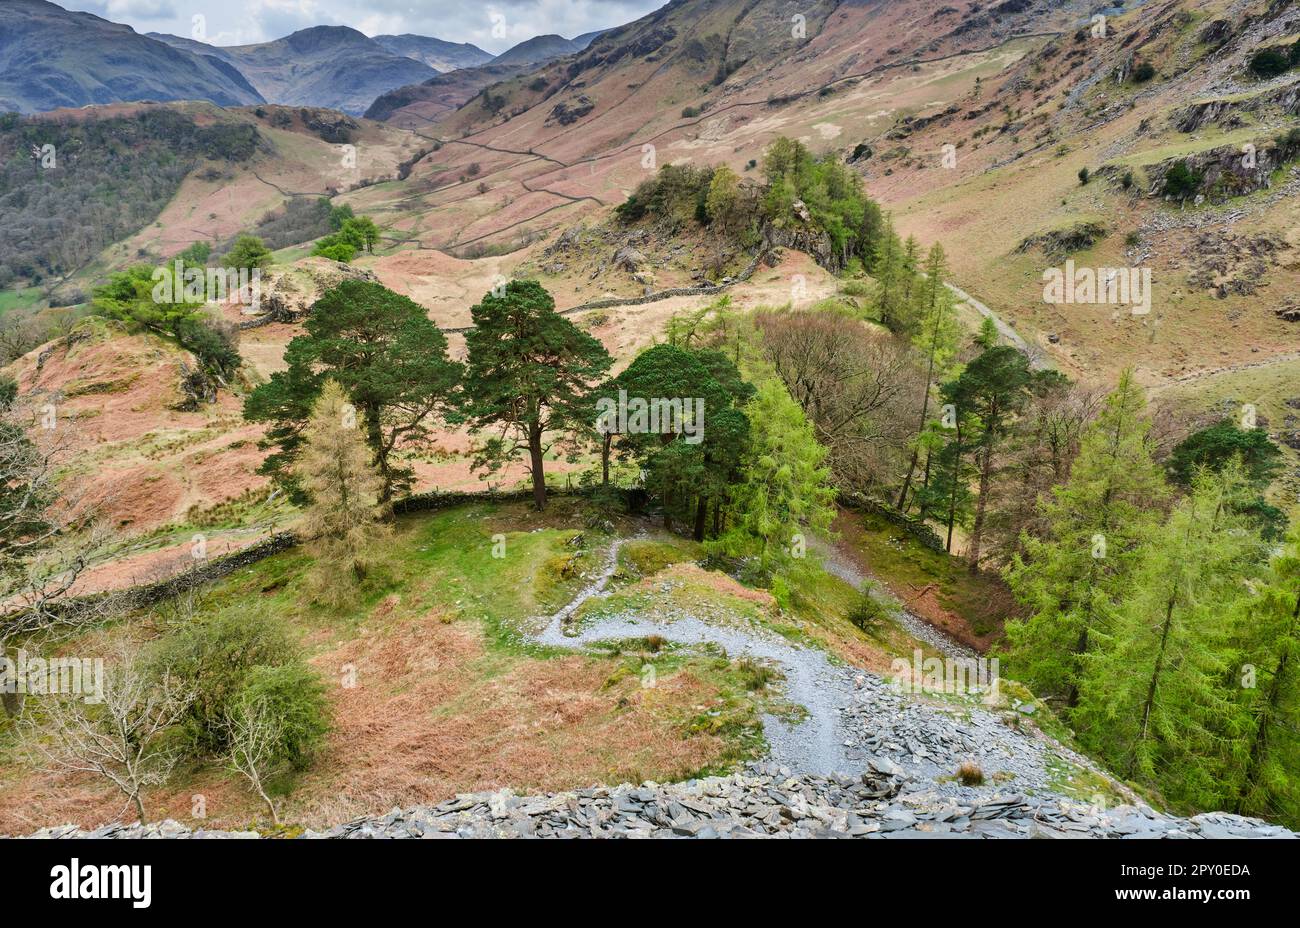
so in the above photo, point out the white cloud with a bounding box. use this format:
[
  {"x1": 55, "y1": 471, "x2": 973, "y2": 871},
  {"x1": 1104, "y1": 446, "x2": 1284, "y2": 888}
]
[{"x1": 61, "y1": 0, "x2": 662, "y2": 51}]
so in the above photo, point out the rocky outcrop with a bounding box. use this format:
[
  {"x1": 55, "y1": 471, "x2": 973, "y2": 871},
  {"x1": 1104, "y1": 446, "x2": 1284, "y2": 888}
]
[
  {"x1": 23, "y1": 763, "x2": 1295, "y2": 838},
  {"x1": 238, "y1": 260, "x2": 380, "y2": 330},
  {"x1": 1173, "y1": 84, "x2": 1300, "y2": 133},
  {"x1": 1014, "y1": 221, "x2": 1107, "y2": 261},
  {"x1": 1153, "y1": 134, "x2": 1300, "y2": 203},
  {"x1": 546, "y1": 94, "x2": 595, "y2": 126}
]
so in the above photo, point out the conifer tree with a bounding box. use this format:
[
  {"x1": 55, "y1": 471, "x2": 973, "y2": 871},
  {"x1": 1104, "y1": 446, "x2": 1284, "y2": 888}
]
[
  {"x1": 1232, "y1": 527, "x2": 1300, "y2": 822},
  {"x1": 896, "y1": 242, "x2": 959, "y2": 511},
  {"x1": 1003, "y1": 370, "x2": 1167, "y2": 704},
  {"x1": 709, "y1": 375, "x2": 835, "y2": 573},
  {"x1": 297, "y1": 380, "x2": 390, "y2": 604},
  {"x1": 1075, "y1": 463, "x2": 1265, "y2": 806}
]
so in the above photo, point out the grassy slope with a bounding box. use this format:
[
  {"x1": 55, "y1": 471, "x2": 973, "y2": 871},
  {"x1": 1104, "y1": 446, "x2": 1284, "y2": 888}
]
[{"x1": 0, "y1": 498, "x2": 933, "y2": 832}]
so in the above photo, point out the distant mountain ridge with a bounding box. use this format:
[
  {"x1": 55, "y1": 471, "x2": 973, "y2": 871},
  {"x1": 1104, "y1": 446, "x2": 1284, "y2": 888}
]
[
  {"x1": 0, "y1": 0, "x2": 264, "y2": 114},
  {"x1": 148, "y1": 25, "x2": 439, "y2": 115},
  {"x1": 490, "y1": 34, "x2": 583, "y2": 66},
  {"x1": 373, "y1": 34, "x2": 494, "y2": 72}
]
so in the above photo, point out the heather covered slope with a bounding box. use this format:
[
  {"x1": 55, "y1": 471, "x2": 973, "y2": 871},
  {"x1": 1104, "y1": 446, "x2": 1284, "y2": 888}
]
[
  {"x1": 363, "y1": 0, "x2": 1296, "y2": 391},
  {"x1": 0, "y1": 0, "x2": 264, "y2": 113}
]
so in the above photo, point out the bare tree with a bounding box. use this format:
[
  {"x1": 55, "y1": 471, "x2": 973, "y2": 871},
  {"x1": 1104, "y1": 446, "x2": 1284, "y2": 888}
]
[
  {"x1": 755, "y1": 309, "x2": 923, "y2": 494},
  {"x1": 1, "y1": 391, "x2": 113, "y2": 716},
  {"x1": 224, "y1": 698, "x2": 284, "y2": 824},
  {"x1": 24, "y1": 646, "x2": 195, "y2": 822}
]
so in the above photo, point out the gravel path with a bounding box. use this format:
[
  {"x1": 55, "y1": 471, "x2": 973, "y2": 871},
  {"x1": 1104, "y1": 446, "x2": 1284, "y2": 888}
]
[{"x1": 535, "y1": 539, "x2": 854, "y2": 774}]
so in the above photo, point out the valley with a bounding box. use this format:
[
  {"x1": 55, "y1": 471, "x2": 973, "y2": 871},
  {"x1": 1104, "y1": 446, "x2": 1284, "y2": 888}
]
[{"x1": 0, "y1": 0, "x2": 1297, "y2": 848}]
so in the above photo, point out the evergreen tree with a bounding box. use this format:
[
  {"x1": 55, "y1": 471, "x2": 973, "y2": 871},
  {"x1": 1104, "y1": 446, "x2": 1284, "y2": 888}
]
[
  {"x1": 897, "y1": 242, "x2": 960, "y2": 512},
  {"x1": 244, "y1": 280, "x2": 461, "y2": 501},
  {"x1": 709, "y1": 374, "x2": 835, "y2": 573},
  {"x1": 1075, "y1": 463, "x2": 1265, "y2": 806},
  {"x1": 869, "y1": 217, "x2": 909, "y2": 332},
  {"x1": 941, "y1": 346, "x2": 1036, "y2": 571},
  {"x1": 1003, "y1": 371, "x2": 1167, "y2": 704},
  {"x1": 222, "y1": 235, "x2": 272, "y2": 272},
  {"x1": 463, "y1": 280, "x2": 611, "y2": 510},
  {"x1": 296, "y1": 380, "x2": 391, "y2": 605}
]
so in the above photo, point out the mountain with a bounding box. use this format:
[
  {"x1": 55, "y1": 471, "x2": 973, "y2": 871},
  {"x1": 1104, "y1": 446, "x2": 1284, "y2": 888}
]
[
  {"x1": 570, "y1": 30, "x2": 608, "y2": 50},
  {"x1": 151, "y1": 25, "x2": 439, "y2": 115},
  {"x1": 0, "y1": 0, "x2": 264, "y2": 113},
  {"x1": 373, "y1": 34, "x2": 494, "y2": 72},
  {"x1": 363, "y1": 64, "x2": 526, "y2": 125},
  {"x1": 490, "y1": 34, "x2": 582, "y2": 66}
]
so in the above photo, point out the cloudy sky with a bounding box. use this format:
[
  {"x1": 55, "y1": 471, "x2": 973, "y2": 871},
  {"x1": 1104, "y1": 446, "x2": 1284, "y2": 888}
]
[{"x1": 62, "y1": 0, "x2": 664, "y2": 52}]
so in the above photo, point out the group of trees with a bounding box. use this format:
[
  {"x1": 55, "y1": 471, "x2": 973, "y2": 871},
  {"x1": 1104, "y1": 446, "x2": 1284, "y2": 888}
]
[
  {"x1": 245, "y1": 278, "x2": 837, "y2": 580},
  {"x1": 616, "y1": 137, "x2": 886, "y2": 269},
  {"x1": 0, "y1": 109, "x2": 260, "y2": 294},
  {"x1": 310, "y1": 204, "x2": 380, "y2": 262},
  {"x1": 1003, "y1": 373, "x2": 1298, "y2": 823},
  {"x1": 89, "y1": 260, "x2": 242, "y2": 385}
]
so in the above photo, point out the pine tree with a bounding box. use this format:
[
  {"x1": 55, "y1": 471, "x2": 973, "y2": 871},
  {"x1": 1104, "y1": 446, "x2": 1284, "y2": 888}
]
[
  {"x1": 463, "y1": 280, "x2": 612, "y2": 510},
  {"x1": 1003, "y1": 370, "x2": 1167, "y2": 704},
  {"x1": 941, "y1": 346, "x2": 1035, "y2": 571},
  {"x1": 296, "y1": 380, "x2": 390, "y2": 605},
  {"x1": 1075, "y1": 463, "x2": 1265, "y2": 807}
]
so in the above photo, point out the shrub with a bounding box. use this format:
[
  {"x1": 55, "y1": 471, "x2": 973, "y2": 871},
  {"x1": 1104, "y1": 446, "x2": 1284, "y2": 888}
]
[
  {"x1": 1077, "y1": 166, "x2": 1090, "y2": 185},
  {"x1": 957, "y1": 760, "x2": 985, "y2": 786},
  {"x1": 1131, "y1": 61, "x2": 1156, "y2": 83},
  {"x1": 313, "y1": 241, "x2": 357, "y2": 263},
  {"x1": 1162, "y1": 159, "x2": 1203, "y2": 200},
  {"x1": 847, "y1": 591, "x2": 891, "y2": 633},
  {"x1": 235, "y1": 664, "x2": 332, "y2": 771},
  {"x1": 681, "y1": 105, "x2": 700, "y2": 118},
  {"x1": 1248, "y1": 49, "x2": 1290, "y2": 79},
  {"x1": 150, "y1": 611, "x2": 296, "y2": 756}
]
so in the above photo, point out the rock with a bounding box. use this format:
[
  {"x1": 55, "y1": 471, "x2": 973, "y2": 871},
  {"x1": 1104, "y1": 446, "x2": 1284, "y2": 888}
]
[{"x1": 612, "y1": 246, "x2": 647, "y2": 273}]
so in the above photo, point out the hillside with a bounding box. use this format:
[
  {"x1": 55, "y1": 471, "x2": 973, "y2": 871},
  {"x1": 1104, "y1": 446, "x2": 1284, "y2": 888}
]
[
  {"x1": 0, "y1": 0, "x2": 264, "y2": 113},
  {"x1": 363, "y1": 65, "x2": 528, "y2": 125}
]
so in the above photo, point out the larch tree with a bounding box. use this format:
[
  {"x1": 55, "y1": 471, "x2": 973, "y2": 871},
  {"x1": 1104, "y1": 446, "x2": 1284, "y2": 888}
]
[
  {"x1": 1231, "y1": 527, "x2": 1300, "y2": 822},
  {"x1": 1075, "y1": 463, "x2": 1266, "y2": 807},
  {"x1": 1002, "y1": 370, "x2": 1167, "y2": 705},
  {"x1": 896, "y1": 242, "x2": 960, "y2": 512},
  {"x1": 709, "y1": 374, "x2": 835, "y2": 573},
  {"x1": 296, "y1": 380, "x2": 391, "y2": 603}
]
